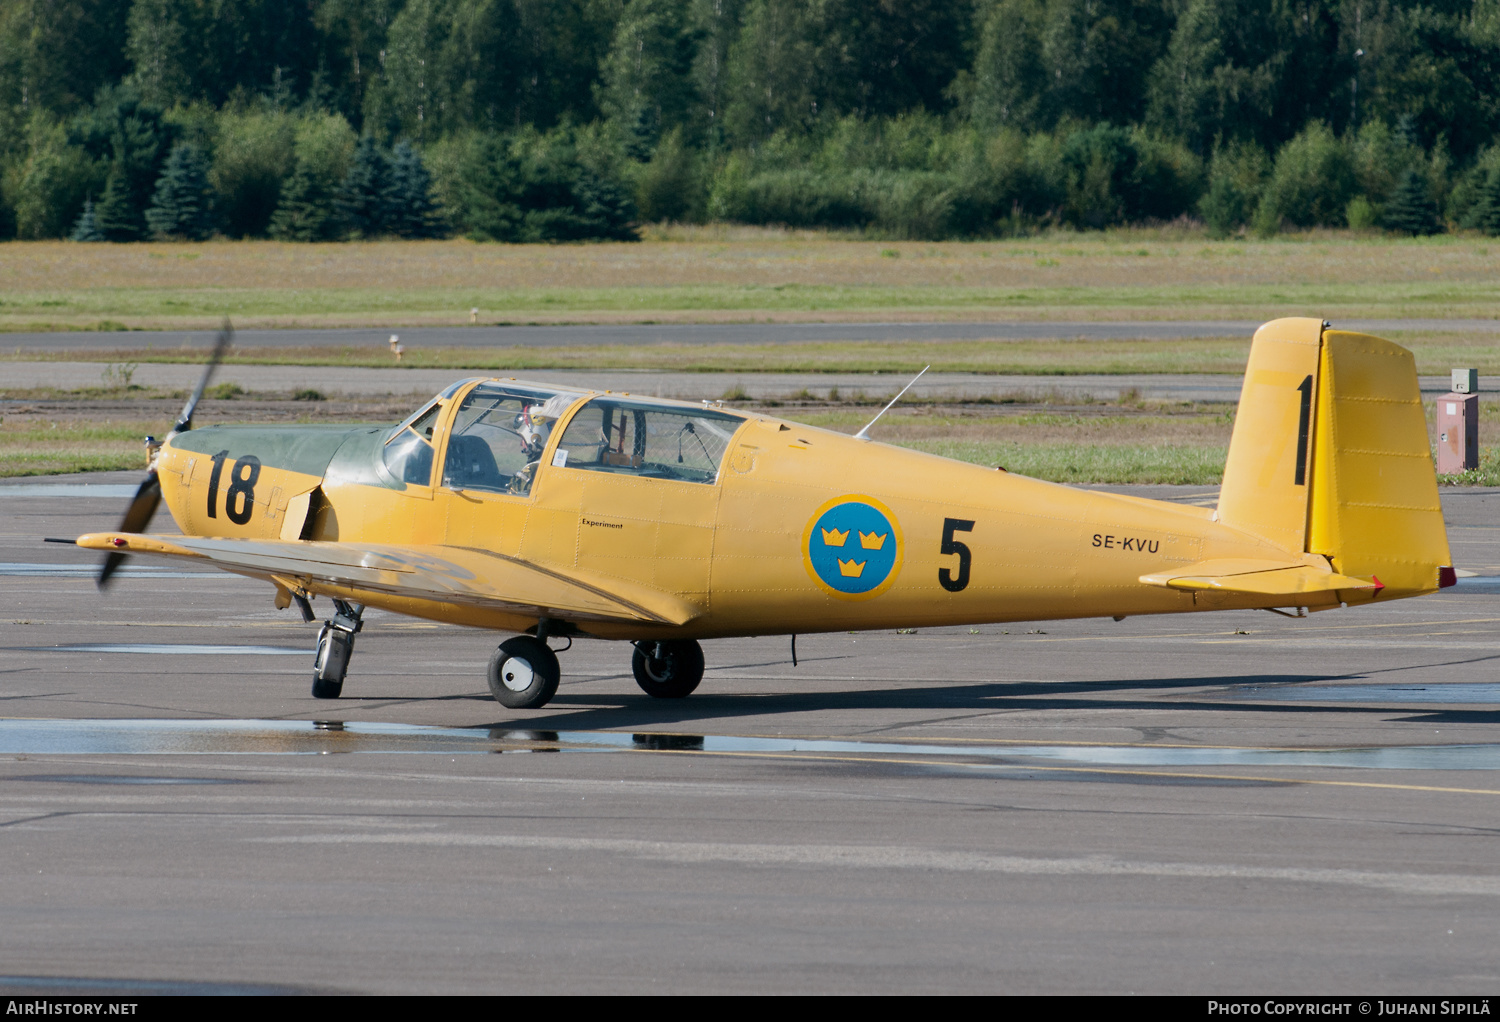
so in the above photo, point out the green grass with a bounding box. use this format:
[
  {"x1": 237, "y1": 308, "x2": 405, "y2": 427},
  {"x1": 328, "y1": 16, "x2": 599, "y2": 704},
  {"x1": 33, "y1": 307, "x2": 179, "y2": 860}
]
[
  {"x1": 1436, "y1": 447, "x2": 1500, "y2": 486},
  {"x1": 911, "y1": 440, "x2": 1231, "y2": 484},
  {"x1": 1, "y1": 282, "x2": 1497, "y2": 330},
  {"x1": 0, "y1": 420, "x2": 153, "y2": 477},
  {"x1": 2, "y1": 234, "x2": 1498, "y2": 330},
  {"x1": 0, "y1": 280, "x2": 1493, "y2": 314},
  {"x1": 4, "y1": 337, "x2": 1258, "y2": 374},
  {"x1": 5, "y1": 331, "x2": 1499, "y2": 376}
]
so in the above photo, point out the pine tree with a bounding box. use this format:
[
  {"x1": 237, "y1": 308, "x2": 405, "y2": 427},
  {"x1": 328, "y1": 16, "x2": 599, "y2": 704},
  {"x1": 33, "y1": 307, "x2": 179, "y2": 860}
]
[
  {"x1": 1383, "y1": 169, "x2": 1442, "y2": 236},
  {"x1": 95, "y1": 165, "x2": 143, "y2": 241},
  {"x1": 722, "y1": 0, "x2": 816, "y2": 143},
  {"x1": 71, "y1": 87, "x2": 172, "y2": 241},
  {"x1": 1473, "y1": 171, "x2": 1500, "y2": 237},
  {"x1": 144, "y1": 142, "x2": 215, "y2": 240},
  {"x1": 599, "y1": 0, "x2": 699, "y2": 155},
  {"x1": 572, "y1": 169, "x2": 639, "y2": 241},
  {"x1": 387, "y1": 142, "x2": 445, "y2": 238},
  {"x1": 70, "y1": 198, "x2": 105, "y2": 242},
  {"x1": 337, "y1": 135, "x2": 394, "y2": 237},
  {"x1": 268, "y1": 160, "x2": 340, "y2": 241}
]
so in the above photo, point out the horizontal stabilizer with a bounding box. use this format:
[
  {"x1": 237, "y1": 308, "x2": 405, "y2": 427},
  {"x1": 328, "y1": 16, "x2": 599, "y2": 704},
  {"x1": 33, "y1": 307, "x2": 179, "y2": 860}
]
[{"x1": 1139, "y1": 557, "x2": 1378, "y2": 596}]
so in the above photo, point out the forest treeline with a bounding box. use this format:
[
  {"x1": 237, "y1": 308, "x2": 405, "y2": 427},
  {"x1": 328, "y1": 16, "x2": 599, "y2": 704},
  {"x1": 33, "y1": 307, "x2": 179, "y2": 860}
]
[{"x1": 3, "y1": 0, "x2": 1500, "y2": 242}]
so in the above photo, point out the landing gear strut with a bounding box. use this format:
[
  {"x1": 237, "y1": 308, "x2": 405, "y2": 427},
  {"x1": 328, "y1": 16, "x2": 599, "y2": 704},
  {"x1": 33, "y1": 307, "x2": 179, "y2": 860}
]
[
  {"x1": 632, "y1": 639, "x2": 704, "y2": 698},
  {"x1": 312, "y1": 600, "x2": 363, "y2": 699}
]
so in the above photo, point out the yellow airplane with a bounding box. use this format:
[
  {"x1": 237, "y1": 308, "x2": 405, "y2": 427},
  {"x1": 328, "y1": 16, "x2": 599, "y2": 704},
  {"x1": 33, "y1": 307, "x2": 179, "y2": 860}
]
[{"x1": 79, "y1": 318, "x2": 1455, "y2": 709}]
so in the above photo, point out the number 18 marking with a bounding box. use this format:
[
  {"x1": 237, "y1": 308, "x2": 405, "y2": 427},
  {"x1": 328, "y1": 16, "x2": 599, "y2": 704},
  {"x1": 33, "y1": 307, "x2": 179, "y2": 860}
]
[{"x1": 205, "y1": 449, "x2": 261, "y2": 525}]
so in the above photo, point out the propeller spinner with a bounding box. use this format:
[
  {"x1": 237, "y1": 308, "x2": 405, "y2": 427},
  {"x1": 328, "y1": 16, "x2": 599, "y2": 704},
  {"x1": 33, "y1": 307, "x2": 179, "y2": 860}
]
[{"x1": 98, "y1": 321, "x2": 233, "y2": 587}]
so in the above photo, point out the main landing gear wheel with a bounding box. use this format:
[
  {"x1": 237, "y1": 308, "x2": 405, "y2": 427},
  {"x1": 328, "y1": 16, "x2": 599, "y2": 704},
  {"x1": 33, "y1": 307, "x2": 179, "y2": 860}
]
[
  {"x1": 312, "y1": 623, "x2": 352, "y2": 699},
  {"x1": 632, "y1": 639, "x2": 705, "y2": 698},
  {"x1": 488, "y1": 636, "x2": 561, "y2": 709},
  {"x1": 311, "y1": 600, "x2": 363, "y2": 699}
]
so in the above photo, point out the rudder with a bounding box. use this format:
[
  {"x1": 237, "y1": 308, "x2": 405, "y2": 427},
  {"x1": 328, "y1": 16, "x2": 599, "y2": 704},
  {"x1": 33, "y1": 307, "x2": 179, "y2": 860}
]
[{"x1": 1307, "y1": 330, "x2": 1451, "y2": 598}]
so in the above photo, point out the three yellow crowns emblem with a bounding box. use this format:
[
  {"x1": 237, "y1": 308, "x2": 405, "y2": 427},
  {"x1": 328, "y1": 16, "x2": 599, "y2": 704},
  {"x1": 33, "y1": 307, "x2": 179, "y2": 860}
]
[
  {"x1": 806, "y1": 497, "x2": 902, "y2": 599},
  {"x1": 820, "y1": 528, "x2": 887, "y2": 550},
  {"x1": 821, "y1": 526, "x2": 886, "y2": 577}
]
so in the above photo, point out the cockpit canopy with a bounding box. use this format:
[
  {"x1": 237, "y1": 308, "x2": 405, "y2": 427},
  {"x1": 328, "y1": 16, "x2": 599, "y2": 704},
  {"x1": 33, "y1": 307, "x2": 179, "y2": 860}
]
[
  {"x1": 553, "y1": 396, "x2": 743, "y2": 485},
  {"x1": 383, "y1": 381, "x2": 586, "y2": 496},
  {"x1": 381, "y1": 382, "x2": 746, "y2": 495}
]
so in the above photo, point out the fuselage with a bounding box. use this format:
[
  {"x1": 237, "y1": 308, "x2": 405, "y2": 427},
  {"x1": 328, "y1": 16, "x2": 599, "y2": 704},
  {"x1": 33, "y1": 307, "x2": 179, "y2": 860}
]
[{"x1": 154, "y1": 377, "x2": 1392, "y2": 640}]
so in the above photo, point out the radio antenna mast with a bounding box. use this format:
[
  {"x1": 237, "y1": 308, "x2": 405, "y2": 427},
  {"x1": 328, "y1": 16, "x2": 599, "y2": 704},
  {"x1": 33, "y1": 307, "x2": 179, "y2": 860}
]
[{"x1": 854, "y1": 366, "x2": 930, "y2": 441}]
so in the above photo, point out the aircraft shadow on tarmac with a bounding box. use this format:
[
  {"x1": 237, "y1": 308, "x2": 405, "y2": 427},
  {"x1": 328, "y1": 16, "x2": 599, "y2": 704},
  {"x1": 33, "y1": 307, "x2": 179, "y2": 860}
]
[
  {"x1": 320, "y1": 650, "x2": 1500, "y2": 728},
  {"x1": 433, "y1": 666, "x2": 1500, "y2": 731}
]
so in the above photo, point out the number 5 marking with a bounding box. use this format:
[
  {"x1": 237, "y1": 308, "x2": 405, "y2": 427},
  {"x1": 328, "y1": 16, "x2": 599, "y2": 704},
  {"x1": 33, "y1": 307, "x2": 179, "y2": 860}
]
[{"x1": 939, "y1": 517, "x2": 975, "y2": 593}]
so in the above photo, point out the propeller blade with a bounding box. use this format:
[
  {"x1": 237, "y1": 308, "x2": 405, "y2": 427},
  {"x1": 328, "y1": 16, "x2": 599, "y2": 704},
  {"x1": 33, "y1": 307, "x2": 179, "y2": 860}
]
[
  {"x1": 100, "y1": 324, "x2": 228, "y2": 589},
  {"x1": 98, "y1": 472, "x2": 162, "y2": 588},
  {"x1": 171, "y1": 319, "x2": 233, "y2": 434}
]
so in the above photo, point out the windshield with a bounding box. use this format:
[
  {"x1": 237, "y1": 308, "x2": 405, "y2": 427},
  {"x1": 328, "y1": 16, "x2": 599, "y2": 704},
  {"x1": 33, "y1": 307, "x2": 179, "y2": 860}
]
[
  {"x1": 552, "y1": 398, "x2": 743, "y2": 485},
  {"x1": 382, "y1": 401, "x2": 442, "y2": 487},
  {"x1": 440, "y1": 382, "x2": 586, "y2": 496}
]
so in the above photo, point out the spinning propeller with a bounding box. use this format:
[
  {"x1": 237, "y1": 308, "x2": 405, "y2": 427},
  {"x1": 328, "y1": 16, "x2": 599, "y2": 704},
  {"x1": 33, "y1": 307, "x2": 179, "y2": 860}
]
[{"x1": 97, "y1": 321, "x2": 233, "y2": 587}]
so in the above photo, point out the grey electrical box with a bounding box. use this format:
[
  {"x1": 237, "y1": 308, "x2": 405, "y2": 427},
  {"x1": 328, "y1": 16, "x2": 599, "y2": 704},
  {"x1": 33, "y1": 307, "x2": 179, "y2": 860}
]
[{"x1": 1453, "y1": 368, "x2": 1479, "y2": 394}]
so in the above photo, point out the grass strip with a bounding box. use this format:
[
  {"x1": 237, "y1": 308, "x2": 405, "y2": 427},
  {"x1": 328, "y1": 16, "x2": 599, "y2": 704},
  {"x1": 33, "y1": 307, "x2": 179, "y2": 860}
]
[
  {"x1": 0, "y1": 281, "x2": 1497, "y2": 320},
  {"x1": 0, "y1": 289, "x2": 1497, "y2": 332},
  {"x1": 1, "y1": 231, "x2": 1499, "y2": 329},
  {"x1": 8, "y1": 332, "x2": 1499, "y2": 375},
  {"x1": 0, "y1": 420, "x2": 155, "y2": 477},
  {"x1": 908, "y1": 441, "x2": 1231, "y2": 485}
]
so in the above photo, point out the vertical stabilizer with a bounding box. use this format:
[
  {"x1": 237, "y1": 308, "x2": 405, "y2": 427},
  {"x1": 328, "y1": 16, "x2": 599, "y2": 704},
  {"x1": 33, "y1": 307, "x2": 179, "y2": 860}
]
[
  {"x1": 1217, "y1": 318, "x2": 1324, "y2": 551},
  {"x1": 1307, "y1": 331, "x2": 1450, "y2": 597}
]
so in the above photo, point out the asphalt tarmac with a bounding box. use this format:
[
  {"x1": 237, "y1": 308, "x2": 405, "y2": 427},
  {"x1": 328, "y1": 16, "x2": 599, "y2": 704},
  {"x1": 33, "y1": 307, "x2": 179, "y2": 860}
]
[
  {"x1": 6, "y1": 317, "x2": 1498, "y2": 353},
  {"x1": 1, "y1": 474, "x2": 1499, "y2": 994}
]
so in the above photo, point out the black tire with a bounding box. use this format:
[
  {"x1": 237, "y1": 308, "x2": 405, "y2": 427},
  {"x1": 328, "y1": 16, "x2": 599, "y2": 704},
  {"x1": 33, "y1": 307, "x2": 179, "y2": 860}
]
[
  {"x1": 488, "y1": 636, "x2": 561, "y2": 709},
  {"x1": 311, "y1": 625, "x2": 350, "y2": 699},
  {"x1": 632, "y1": 640, "x2": 705, "y2": 698}
]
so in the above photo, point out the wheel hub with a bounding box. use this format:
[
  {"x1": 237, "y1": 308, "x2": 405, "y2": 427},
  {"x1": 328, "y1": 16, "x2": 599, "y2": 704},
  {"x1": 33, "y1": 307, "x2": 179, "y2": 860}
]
[{"x1": 502, "y1": 657, "x2": 535, "y2": 692}]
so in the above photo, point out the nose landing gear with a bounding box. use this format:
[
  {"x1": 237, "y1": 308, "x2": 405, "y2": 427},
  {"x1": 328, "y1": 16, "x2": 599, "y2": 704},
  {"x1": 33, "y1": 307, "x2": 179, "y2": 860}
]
[{"x1": 311, "y1": 600, "x2": 363, "y2": 699}]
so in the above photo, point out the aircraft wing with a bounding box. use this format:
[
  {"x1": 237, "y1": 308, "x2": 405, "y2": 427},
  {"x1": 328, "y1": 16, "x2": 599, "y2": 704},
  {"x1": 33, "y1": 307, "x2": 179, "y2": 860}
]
[
  {"x1": 76, "y1": 533, "x2": 701, "y2": 626},
  {"x1": 1139, "y1": 557, "x2": 1379, "y2": 596}
]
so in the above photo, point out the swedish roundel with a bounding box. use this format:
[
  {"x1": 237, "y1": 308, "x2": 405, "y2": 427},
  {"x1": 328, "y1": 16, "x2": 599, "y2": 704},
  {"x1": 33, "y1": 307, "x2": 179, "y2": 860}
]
[{"x1": 802, "y1": 495, "x2": 903, "y2": 600}]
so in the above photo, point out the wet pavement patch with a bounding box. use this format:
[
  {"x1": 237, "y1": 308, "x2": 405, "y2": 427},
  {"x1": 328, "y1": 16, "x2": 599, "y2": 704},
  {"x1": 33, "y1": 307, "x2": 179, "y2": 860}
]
[
  {"x1": 551, "y1": 729, "x2": 1500, "y2": 771},
  {"x1": 0, "y1": 975, "x2": 317, "y2": 995},
  {"x1": 0, "y1": 484, "x2": 142, "y2": 498},
  {"x1": 1232, "y1": 682, "x2": 1500, "y2": 704},
  {"x1": 0, "y1": 562, "x2": 214, "y2": 579},
  {"x1": 0, "y1": 719, "x2": 494, "y2": 755},
  {"x1": 23, "y1": 643, "x2": 309, "y2": 656},
  {"x1": 14, "y1": 774, "x2": 249, "y2": 785},
  {"x1": 1, "y1": 718, "x2": 1499, "y2": 772}
]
